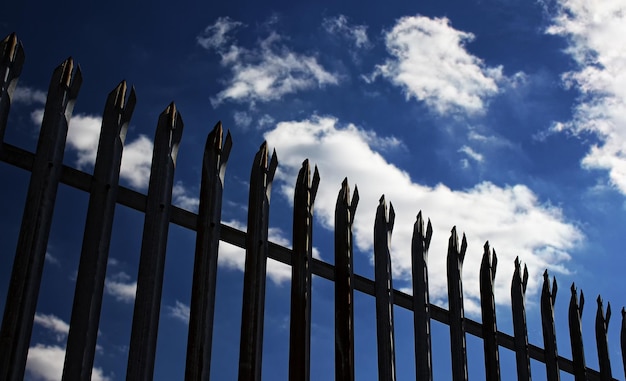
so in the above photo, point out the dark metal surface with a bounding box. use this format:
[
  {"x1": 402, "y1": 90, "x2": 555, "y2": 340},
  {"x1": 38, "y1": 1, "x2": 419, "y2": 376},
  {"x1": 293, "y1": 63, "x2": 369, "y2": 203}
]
[
  {"x1": 127, "y1": 103, "x2": 183, "y2": 381},
  {"x1": 511, "y1": 257, "x2": 531, "y2": 380},
  {"x1": 237, "y1": 142, "x2": 278, "y2": 381},
  {"x1": 0, "y1": 58, "x2": 81, "y2": 381},
  {"x1": 288, "y1": 159, "x2": 319, "y2": 381},
  {"x1": 595, "y1": 296, "x2": 612, "y2": 380},
  {"x1": 447, "y1": 227, "x2": 468, "y2": 381},
  {"x1": 411, "y1": 211, "x2": 433, "y2": 381},
  {"x1": 374, "y1": 196, "x2": 396, "y2": 381},
  {"x1": 569, "y1": 283, "x2": 587, "y2": 381},
  {"x1": 541, "y1": 270, "x2": 560, "y2": 381},
  {"x1": 480, "y1": 242, "x2": 500, "y2": 381},
  {"x1": 63, "y1": 82, "x2": 135, "y2": 381},
  {"x1": 186, "y1": 122, "x2": 232, "y2": 380},
  {"x1": 621, "y1": 308, "x2": 626, "y2": 380},
  {"x1": 0, "y1": 33, "x2": 24, "y2": 150},
  {"x1": 334, "y1": 178, "x2": 359, "y2": 381}
]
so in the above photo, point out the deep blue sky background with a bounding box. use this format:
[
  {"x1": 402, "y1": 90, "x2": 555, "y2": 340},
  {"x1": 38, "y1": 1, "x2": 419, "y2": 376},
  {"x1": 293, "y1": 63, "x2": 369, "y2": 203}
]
[{"x1": 2, "y1": 0, "x2": 626, "y2": 379}]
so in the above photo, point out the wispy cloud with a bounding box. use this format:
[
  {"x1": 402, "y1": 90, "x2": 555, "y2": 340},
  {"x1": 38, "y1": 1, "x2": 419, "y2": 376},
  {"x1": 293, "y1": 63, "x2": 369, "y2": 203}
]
[
  {"x1": 167, "y1": 300, "x2": 191, "y2": 324},
  {"x1": 369, "y1": 15, "x2": 504, "y2": 116},
  {"x1": 264, "y1": 115, "x2": 583, "y2": 315},
  {"x1": 34, "y1": 313, "x2": 69, "y2": 342},
  {"x1": 198, "y1": 17, "x2": 339, "y2": 107},
  {"x1": 546, "y1": 0, "x2": 626, "y2": 194},
  {"x1": 12, "y1": 86, "x2": 46, "y2": 105},
  {"x1": 104, "y1": 272, "x2": 137, "y2": 303},
  {"x1": 322, "y1": 15, "x2": 370, "y2": 49}
]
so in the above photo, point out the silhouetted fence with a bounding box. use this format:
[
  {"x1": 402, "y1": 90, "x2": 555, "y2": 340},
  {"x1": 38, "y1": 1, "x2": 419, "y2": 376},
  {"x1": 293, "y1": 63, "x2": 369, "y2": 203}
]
[{"x1": 0, "y1": 32, "x2": 624, "y2": 381}]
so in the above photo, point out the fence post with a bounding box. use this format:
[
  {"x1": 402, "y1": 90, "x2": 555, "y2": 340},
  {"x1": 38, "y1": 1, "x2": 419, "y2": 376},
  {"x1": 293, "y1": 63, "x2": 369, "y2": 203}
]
[
  {"x1": 511, "y1": 257, "x2": 531, "y2": 380},
  {"x1": 185, "y1": 122, "x2": 232, "y2": 380},
  {"x1": 0, "y1": 58, "x2": 81, "y2": 381},
  {"x1": 480, "y1": 242, "x2": 500, "y2": 381},
  {"x1": 595, "y1": 296, "x2": 612, "y2": 381},
  {"x1": 374, "y1": 196, "x2": 396, "y2": 381},
  {"x1": 289, "y1": 159, "x2": 319, "y2": 381},
  {"x1": 335, "y1": 178, "x2": 359, "y2": 381},
  {"x1": 63, "y1": 82, "x2": 135, "y2": 381},
  {"x1": 238, "y1": 142, "x2": 278, "y2": 381},
  {"x1": 447, "y1": 227, "x2": 468, "y2": 381},
  {"x1": 412, "y1": 211, "x2": 433, "y2": 381},
  {"x1": 569, "y1": 283, "x2": 587, "y2": 381},
  {"x1": 541, "y1": 270, "x2": 560, "y2": 381},
  {"x1": 127, "y1": 103, "x2": 183, "y2": 381},
  {"x1": 0, "y1": 33, "x2": 24, "y2": 149}
]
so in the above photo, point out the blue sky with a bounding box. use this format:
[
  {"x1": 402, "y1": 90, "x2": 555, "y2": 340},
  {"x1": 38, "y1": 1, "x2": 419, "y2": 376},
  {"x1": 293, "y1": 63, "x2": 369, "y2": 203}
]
[{"x1": 1, "y1": 0, "x2": 626, "y2": 379}]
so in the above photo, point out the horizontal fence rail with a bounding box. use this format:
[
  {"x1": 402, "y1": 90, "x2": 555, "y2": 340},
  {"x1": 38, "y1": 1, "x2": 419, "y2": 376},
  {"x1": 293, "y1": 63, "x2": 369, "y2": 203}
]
[{"x1": 1, "y1": 32, "x2": 625, "y2": 380}]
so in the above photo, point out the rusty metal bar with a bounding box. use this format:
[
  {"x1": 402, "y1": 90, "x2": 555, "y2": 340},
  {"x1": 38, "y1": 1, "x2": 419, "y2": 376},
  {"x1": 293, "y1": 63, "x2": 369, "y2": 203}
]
[
  {"x1": 62, "y1": 82, "x2": 135, "y2": 381},
  {"x1": 447, "y1": 227, "x2": 468, "y2": 381},
  {"x1": 411, "y1": 211, "x2": 433, "y2": 381},
  {"x1": 541, "y1": 270, "x2": 560, "y2": 381},
  {"x1": 237, "y1": 142, "x2": 278, "y2": 381},
  {"x1": 374, "y1": 196, "x2": 396, "y2": 381},
  {"x1": 126, "y1": 103, "x2": 183, "y2": 381},
  {"x1": 595, "y1": 296, "x2": 612, "y2": 380},
  {"x1": 0, "y1": 58, "x2": 81, "y2": 381},
  {"x1": 185, "y1": 122, "x2": 232, "y2": 380},
  {"x1": 480, "y1": 242, "x2": 500, "y2": 381},
  {"x1": 334, "y1": 178, "x2": 359, "y2": 381},
  {"x1": 512, "y1": 257, "x2": 531, "y2": 380},
  {"x1": 569, "y1": 283, "x2": 587, "y2": 381},
  {"x1": 0, "y1": 33, "x2": 25, "y2": 149},
  {"x1": 288, "y1": 159, "x2": 319, "y2": 381}
]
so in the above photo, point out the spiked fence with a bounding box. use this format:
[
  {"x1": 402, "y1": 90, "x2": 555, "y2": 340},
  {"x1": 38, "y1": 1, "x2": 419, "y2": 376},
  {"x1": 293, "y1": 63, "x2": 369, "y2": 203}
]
[{"x1": 1, "y1": 32, "x2": 625, "y2": 381}]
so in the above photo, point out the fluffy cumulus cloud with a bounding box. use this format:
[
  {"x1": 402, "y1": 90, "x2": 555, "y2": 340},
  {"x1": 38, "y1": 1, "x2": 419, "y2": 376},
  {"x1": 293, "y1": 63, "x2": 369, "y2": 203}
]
[
  {"x1": 264, "y1": 116, "x2": 583, "y2": 314},
  {"x1": 371, "y1": 15, "x2": 503, "y2": 116},
  {"x1": 104, "y1": 271, "x2": 137, "y2": 303},
  {"x1": 547, "y1": 1, "x2": 626, "y2": 194},
  {"x1": 26, "y1": 315, "x2": 109, "y2": 380},
  {"x1": 322, "y1": 15, "x2": 370, "y2": 48},
  {"x1": 197, "y1": 17, "x2": 339, "y2": 106}
]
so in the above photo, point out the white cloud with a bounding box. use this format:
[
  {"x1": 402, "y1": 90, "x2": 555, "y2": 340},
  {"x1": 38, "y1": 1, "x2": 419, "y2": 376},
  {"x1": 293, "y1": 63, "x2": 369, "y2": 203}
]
[
  {"x1": 264, "y1": 116, "x2": 583, "y2": 315},
  {"x1": 233, "y1": 110, "x2": 253, "y2": 129},
  {"x1": 45, "y1": 252, "x2": 60, "y2": 266},
  {"x1": 34, "y1": 313, "x2": 69, "y2": 342},
  {"x1": 257, "y1": 114, "x2": 275, "y2": 130},
  {"x1": 322, "y1": 15, "x2": 370, "y2": 48},
  {"x1": 197, "y1": 16, "x2": 243, "y2": 50},
  {"x1": 167, "y1": 300, "x2": 190, "y2": 324},
  {"x1": 458, "y1": 145, "x2": 484, "y2": 163},
  {"x1": 172, "y1": 182, "x2": 200, "y2": 212},
  {"x1": 371, "y1": 15, "x2": 503, "y2": 116},
  {"x1": 198, "y1": 18, "x2": 339, "y2": 106},
  {"x1": 546, "y1": 1, "x2": 626, "y2": 194},
  {"x1": 104, "y1": 272, "x2": 137, "y2": 303},
  {"x1": 12, "y1": 86, "x2": 46, "y2": 105},
  {"x1": 26, "y1": 344, "x2": 110, "y2": 381}
]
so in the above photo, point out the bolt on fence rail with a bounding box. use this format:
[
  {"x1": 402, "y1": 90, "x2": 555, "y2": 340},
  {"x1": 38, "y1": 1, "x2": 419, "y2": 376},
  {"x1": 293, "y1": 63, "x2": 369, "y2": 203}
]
[{"x1": 0, "y1": 32, "x2": 625, "y2": 380}]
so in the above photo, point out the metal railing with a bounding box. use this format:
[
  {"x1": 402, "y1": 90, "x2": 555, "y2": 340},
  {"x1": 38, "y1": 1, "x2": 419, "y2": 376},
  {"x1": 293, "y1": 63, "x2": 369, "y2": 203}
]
[{"x1": 0, "y1": 32, "x2": 624, "y2": 381}]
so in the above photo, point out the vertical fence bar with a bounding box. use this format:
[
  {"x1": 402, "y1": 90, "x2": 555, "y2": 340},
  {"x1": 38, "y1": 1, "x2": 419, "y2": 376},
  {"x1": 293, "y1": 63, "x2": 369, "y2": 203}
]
[
  {"x1": 185, "y1": 122, "x2": 232, "y2": 380},
  {"x1": 0, "y1": 33, "x2": 25, "y2": 147},
  {"x1": 595, "y1": 296, "x2": 612, "y2": 381},
  {"x1": 63, "y1": 82, "x2": 135, "y2": 381},
  {"x1": 480, "y1": 242, "x2": 500, "y2": 381},
  {"x1": 512, "y1": 257, "x2": 531, "y2": 380},
  {"x1": 238, "y1": 142, "x2": 278, "y2": 381},
  {"x1": 374, "y1": 196, "x2": 396, "y2": 381},
  {"x1": 447, "y1": 227, "x2": 468, "y2": 381},
  {"x1": 621, "y1": 308, "x2": 626, "y2": 380},
  {"x1": 541, "y1": 270, "x2": 560, "y2": 381},
  {"x1": 569, "y1": 283, "x2": 587, "y2": 381},
  {"x1": 0, "y1": 58, "x2": 81, "y2": 381},
  {"x1": 412, "y1": 211, "x2": 433, "y2": 381},
  {"x1": 288, "y1": 159, "x2": 319, "y2": 381},
  {"x1": 127, "y1": 103, "x2": 183, "y2": 381},
  {"x1": 335, "y1": 178, "x2": 359, "y2": 381}
]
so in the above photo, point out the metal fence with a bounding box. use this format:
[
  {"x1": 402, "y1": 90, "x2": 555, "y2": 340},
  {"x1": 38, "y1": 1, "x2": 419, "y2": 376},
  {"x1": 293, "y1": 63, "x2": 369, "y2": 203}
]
[{"x1": 0, "y1": 32, "x2": 624, "y2": 381}]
